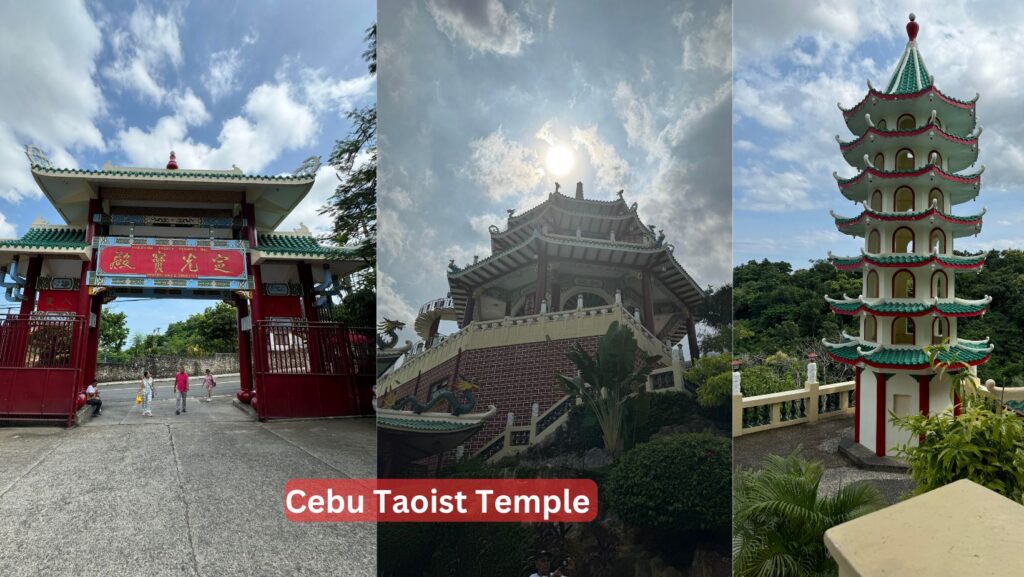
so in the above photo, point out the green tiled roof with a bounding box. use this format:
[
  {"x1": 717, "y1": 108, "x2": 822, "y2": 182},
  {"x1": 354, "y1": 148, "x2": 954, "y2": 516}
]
[
  {"x1": 827, "y1": 343, "x2": 990, "y2": 367},
  {"x1": 936, "y1": 302, "x2": 988, "y2": 314},
  {"x1": 0, "y1": 227, "x2": 88, "y2": 250},
  {"x1": 870, "y1": 254, "x2": 931, "y2": 264},
  {"x1": 377, "y1": 416, "x2": 481, "y2": 432},
  {"x1": 33, "y1": 165, "x2": 311, "y2": 182},
  {"x1": 937, "y1": 254, "x2": 987, "y2": 266},
  {"x1": 256, "y1": 234, "x2": 356, "y2": 259},
  {"x1": 885, "y1": 42, "x2": 932, "y2": 95},
  {"x1": 868, "y1": 302, "x2": 930, "y2": 314},
  {"x1": 830, "y1": 301, "x2": 862, "y2": 313}
]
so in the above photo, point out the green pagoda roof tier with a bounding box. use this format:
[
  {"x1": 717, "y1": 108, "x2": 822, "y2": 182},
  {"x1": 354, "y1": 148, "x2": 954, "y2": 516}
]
[
  {"x1": 838, "y1": 120, "x2": 979, "y2": 173},
  {"x1": 831, "y1": 206, "x2": 984, "y2": 238},
  {"x1": 491, "y1": 187, "x2": 654, "y2": 253},
  {"x1": 825, "y1": 295, "x2": 990, "y2": 318},
  {"x1": 839, "y1": 86, "x2": 977, "y2": 138},
  {"x1": 828, "y1": 251, "x2": 986, "y2": 272},
  {"x1": 835, "y1": 164, "x2": 982, "y2": 206},
  {"x1": 823, "y1": 335, "x2": 992, "y2": 370},
  {"x1": 255, "y1": 233, "x2": 355, "y2": 259},
  {"x1": 884, "y1": 33, "x2": 932, "y2": 95},
  {"x1": 0, "y1": 225, "x2": 91, "y2": 263}
]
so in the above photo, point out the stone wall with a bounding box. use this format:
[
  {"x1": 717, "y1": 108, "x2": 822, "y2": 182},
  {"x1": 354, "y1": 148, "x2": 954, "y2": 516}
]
[{"x1": 95, "y1": 353, "x2": 239, "y2": 382}]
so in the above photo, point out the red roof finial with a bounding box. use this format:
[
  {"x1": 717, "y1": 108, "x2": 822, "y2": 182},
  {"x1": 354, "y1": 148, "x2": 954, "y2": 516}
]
[
  {"x1": 166, "y1": 151, "x2": 178, "y2": 170},
  {"x1": 906, "y1": 13, "x2": 919, "y2": 42}
]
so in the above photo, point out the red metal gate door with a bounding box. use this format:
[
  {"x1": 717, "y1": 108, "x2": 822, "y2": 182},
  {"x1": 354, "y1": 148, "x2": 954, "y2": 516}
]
[{"x1": 0, "y1": 314, "x2": 84, "y2": 425}]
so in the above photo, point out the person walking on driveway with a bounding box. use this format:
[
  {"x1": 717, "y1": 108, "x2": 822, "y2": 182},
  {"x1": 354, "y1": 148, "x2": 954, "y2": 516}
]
[
  {"x1": 175, "y1": 367, "x2": 189, "y2": 415},
  {"x1": 139, "y1": 370, "x2": 155, "y2": 417},
  {"x1": 202, "y1": 369, "x2": 216, "y2": 402}
]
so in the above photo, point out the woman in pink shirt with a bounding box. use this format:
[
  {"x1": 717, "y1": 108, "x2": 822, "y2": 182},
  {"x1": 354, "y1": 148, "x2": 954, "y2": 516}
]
[
  {"x1": 174, "y1": 366, "x2": 189, "y2": 415},
  {"x1": 202, "y1": 369, "x2": 216, "y2": 402}
]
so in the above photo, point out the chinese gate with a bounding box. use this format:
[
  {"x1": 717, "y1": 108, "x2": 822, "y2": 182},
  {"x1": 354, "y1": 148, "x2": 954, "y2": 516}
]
[{"x1": 0, "y1": 149, "x2": 371, "y2": 425}]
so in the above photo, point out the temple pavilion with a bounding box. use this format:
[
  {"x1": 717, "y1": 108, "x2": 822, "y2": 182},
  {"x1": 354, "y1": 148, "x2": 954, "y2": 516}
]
[
  {"x1": 823, "y1": 14, "x2": 993, "y2": 457},
  {"x1": 0, "y1": 149, "x2": 371, "y2": 424},
  {"x1": 377, "y1": 182, "x2": 704, "y2": 474}
]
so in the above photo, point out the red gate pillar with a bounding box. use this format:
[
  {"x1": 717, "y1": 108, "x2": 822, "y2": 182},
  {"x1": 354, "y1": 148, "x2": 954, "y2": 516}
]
[
  {"x1": 78, "y1": 198, "x2": 102, "y2": 390},
  {"x1": 235, "y1": 296, "x2": 254, "y2": 403},
  {"x1": 18, "y1": 256, "x2": 42, "y2": 316},
  {"x1": 83, "y1": 296, "x2": 102, "y2": 386},
  {"x1": 297, "y1": 262, "x2": 323, "y2": 373},
  {"x1": 243, "y1": 202, "x2": 267, "y2": 418}
]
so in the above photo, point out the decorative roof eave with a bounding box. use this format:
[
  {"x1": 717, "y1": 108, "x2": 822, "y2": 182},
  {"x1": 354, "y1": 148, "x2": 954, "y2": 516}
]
[
  {"x1": 30, "y1": 164, "x2": 315, "y2": 184},
  {"x1": 839, "y1": 85, "x2": 977, "y2": 119},
  {"x1": 0, "y1": 245, "x2": 92, "y2": 262},
  {"x1": 835, "y1": 163, "x2": 983, "y2": 188},
  {"x1": 824, "y1": 341, "x2": 992, "y2": 370},
  {"x1": 837, "y1": 121, "x2": 978, "y2": 151},
  {"x1": 375, "y1": 405, "x2": 498, "y2": 432},
  {"x1": 832, "y1": 206, "x2": 985, "y2": 227},
  {"x1": 504, "y1": 190, "x2": 635, "y2": 229},
  {"x1": 827, "y1": 250, "x2": 986, "y2": 271},
  {"x1": 494, "y1": 197, "x2": 647, "y2": 238},
  {"x1": 0, "y1": 225, "x2": 92, "y2": 261},
  {"x1": 825, "y1": 294, "x2": 991, "y2": 318}
]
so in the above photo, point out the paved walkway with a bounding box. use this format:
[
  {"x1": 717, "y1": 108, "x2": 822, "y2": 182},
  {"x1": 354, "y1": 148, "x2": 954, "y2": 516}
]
[
  {"x1": 733, "y1": 416, "x2": 915, "y2": 504},
  {"x1": 0, "y1": 396, "x2": 376, "y2": 576}
]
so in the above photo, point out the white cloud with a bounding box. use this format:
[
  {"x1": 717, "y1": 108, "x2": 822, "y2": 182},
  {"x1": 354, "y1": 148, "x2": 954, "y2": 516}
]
[
  {"x1": 735, "y1": 165, "x2": 819, "y2": 212},
  {"x1": 297, "y1": 68, "x2": 375, "y2": 116},
  {"x1": 277, "y1": 165, "x2": 336, "y2": 236},
  {"x1": 462, "y1": 128, "x2": 544, "y2": 201},
  {"x1": 677, "y1": 6, "x2": 731, "y2": 72},
  {"x1": 425, "y1": 0, "x2": 533, "y2": 56},
  {"x1": 203, "y1": 48, "x2": 243, "y2": 102},
  {"x1": 0, "y1": 212, "x2": 15, "y2": 238},
  {"x1": 103, "y1": 3, "x2": 183, "y2": 104},
  {"x1": 117, "y1": 82, "x2": 316, "y2": 173},
  {"x1": 468, "y1": 212, "x2": 506, "y2": 239},
  {"x1": 570, "y1": 125, "x2": 630, "y2": 191},
  {"x1": 377, "y1": 271, "x2": 418, "y2": 327},
  {"x1": 0, "y1": 1, "x2": 105, "y2": 203}
]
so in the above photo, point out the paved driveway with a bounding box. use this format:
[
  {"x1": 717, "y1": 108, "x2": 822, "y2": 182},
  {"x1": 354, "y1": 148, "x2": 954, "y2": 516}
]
[{"x1": 0, "y1": 396, "x2": 376, "y2": 576}]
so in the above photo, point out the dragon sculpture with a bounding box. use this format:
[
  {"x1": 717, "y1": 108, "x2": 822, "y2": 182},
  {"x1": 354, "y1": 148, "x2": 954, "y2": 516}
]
[
  {"x1": 393, "y1": 377, "x2": 479, "y2": 416},
  {"x1": 377, "y1": 318, "x2": 406, "y2": 349}
]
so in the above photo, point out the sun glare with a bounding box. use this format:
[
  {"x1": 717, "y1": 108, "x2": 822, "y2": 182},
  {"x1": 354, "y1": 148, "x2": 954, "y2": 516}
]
[{"x1": 545, "y1": 145, "x2": 575, "y2": 176}]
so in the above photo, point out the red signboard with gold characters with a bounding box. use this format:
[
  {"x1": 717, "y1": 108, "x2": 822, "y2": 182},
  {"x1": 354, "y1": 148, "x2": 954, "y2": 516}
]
[{"x1": 97, "y1": 244, "x2": 247, "y2": 279}]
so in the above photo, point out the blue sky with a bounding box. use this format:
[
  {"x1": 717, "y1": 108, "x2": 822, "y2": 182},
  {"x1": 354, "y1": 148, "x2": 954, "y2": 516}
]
[
  {"x1": 734, "y1": 0, "x2": 1024, "y2": 269},
  {"x1": 377, "y1": 0, "x2": 731, "y2": 342},
  {"x1": 0, "y1": 0, "x2": 375, "y2": 339}
]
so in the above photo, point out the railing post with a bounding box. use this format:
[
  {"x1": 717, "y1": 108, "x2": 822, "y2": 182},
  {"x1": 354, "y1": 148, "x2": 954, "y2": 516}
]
[
  {"x1": 529, "y1": 403, "x2": 539, "y2": 443},
  {"x1": 731, "y1": 368, "x2": 743, "y2": 437}
]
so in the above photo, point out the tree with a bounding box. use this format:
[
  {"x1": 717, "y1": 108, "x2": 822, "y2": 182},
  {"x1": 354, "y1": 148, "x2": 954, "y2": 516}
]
[
  {"x1": 323, "y1": 23, "x2": 376, "y2": 269},
  {"x1": 99, "y1": 310, "x2": 129, "y2": 351},
  {"x1": 733, "y1": 453, "x2": 884, "y2": 577},
  {"x1": 556, "y1": 321, "x2": 661, "y2": 457}
]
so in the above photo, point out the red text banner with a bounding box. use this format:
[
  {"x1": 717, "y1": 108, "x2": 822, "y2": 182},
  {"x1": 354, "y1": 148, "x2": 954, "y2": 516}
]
[
  {"x1": 284, "y1": 478, "x2": 598, "y2": 523},
  {"x1": 97, "y1": 244, "x2": 246, "y2": 279}
]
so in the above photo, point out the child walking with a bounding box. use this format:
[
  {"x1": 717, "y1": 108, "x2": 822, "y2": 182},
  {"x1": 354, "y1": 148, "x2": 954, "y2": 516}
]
[
  {"x1": 202, "y1": 369, "x2": 216, "y2": 402},
  {"x1": 139, "y1": 370, "x2": 155, "y2": 417}
]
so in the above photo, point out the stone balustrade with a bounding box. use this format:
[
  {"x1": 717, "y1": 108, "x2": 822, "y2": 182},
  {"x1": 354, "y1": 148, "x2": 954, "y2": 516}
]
[{"x1": 731, "y1": 361, "x2": 856, "y2": 437}]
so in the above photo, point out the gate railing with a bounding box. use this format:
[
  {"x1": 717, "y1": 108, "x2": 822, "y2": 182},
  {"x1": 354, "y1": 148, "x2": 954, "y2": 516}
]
[
  {"x1": 0, "y1": 314, "x2": 84, "y2": 369},
  {"x1": 253, "y1": 320, "x2": 373, "y2": 376}
]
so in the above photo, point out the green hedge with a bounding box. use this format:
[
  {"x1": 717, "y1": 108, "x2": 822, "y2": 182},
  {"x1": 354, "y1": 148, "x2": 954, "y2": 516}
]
[{"x1": 607, "y1": 432, "x2": 731, "y2": 532}]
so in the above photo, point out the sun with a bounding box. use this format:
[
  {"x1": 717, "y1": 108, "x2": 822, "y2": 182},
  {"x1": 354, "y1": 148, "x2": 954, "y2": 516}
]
[{"x1": 545, "y1": 145, "x2": 575, "y2": 176}]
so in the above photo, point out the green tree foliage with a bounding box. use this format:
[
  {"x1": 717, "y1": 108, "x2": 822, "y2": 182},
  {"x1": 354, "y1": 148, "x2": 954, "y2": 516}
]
[
  {"x1": 556, "y1": 321, "x2": 661, "y2": 457},
  {"x1": 733, "y1": 453, "x2": 884, "y2": 577},
  {"x1": 99, "y1": 309, "x2": 129, "y2": 352},
  {"x1": 323, "y1": 24, "x2": 376, "y2": 271},
  {"x1": 686, "y1": 354, "x2": 731, "y2": 408},
  {"x1": 699, "y1": 284, "x2": 732, "y2": 354},
  {"x1": 954, "y1": 250, "x2": 1024, "y2": 385},
  {"x1": 607, "y1": 433, "x2": 731, "y2": 532},
  {"x1": 125, "y1": 302, "x2": 237, "y2": 357}
]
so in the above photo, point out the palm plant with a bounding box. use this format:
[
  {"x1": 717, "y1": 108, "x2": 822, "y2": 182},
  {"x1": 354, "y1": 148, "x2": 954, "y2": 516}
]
[
  {"x1": 556, "y1": 321, "x2": 661, "y2": 458},
  {"x1": 733, "y1": 453, "x2": 884, "y2": 577}
]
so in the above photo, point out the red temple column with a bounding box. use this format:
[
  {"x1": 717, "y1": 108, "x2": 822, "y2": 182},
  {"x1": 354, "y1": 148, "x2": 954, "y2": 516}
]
[
  {"x1": 18, "y1": 256, "x2": 42, "y2": 316},
  {"x1": 854, "y1": 367, "x2": 861, "y2": 442},
  {"x1": 235, "y1": 296, "x2": 254, "y2": 403},
  {"x1": 83, "y1": 296, "x2": 102, "y2": 386},
  {"x1": 875, "y1": 372, "x2": 888, "y2": 457},
  {"x1": 297, "y1": 262, "x2": 323, "y2": 373},
  {"x1": 77, "y1": 198, "x2": 102, "y2": 390}
]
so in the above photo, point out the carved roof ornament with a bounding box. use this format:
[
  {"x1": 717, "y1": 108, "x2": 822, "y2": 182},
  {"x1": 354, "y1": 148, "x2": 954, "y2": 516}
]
[
  {"x1": 292, "y1": 155, "x2": 322, "y2": 178},
  {"x1": 24, "y1": 145, "x2": 52, "y2": 169}
]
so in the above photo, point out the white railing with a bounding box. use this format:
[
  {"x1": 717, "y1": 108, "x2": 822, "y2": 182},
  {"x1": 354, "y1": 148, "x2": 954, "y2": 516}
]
[
  {"x1": 731, "y1": 361, "x2": 856, "y2": 437},
  {"x1": 473, "y1": 395, "x2": 577, "y2": 462}
]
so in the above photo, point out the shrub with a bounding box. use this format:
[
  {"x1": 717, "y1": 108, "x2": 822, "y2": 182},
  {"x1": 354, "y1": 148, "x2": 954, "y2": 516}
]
[
  {"x1": 686, "y1": 354, "x2": 731, "y2": 389},
  {"x1": 607, "y1": 433, "x2": 730, "y2": 532},
  {"x1": 697, "y1": 370, "x2": 732, "y2": 408},
  {"x1": 740, "y1": 365, "x2": 796, "y2": 396},
  {"x1": 894, "y1": 402, "x2": 1024, "y2": 502},
  {"x1": 641, "y1": 391, "x2": 696, "y2": 439}
]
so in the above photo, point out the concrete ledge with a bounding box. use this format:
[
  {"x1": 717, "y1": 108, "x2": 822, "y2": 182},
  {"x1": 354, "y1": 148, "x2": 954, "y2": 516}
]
[{"x1": 838, "y1": 438, "x2": 909, "y2": 473}]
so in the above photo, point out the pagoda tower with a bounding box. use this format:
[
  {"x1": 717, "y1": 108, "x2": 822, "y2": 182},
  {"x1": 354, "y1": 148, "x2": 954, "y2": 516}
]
[{"x1": 822, "y1": 14, "x2": 993, "y2": 457}]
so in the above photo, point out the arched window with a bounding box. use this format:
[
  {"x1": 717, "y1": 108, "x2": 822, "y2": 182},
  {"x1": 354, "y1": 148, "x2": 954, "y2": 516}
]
[
  {"x1": 896, "y1": 148, "x2": 915, "y2": 171},
  {"x1": 870, "y1": 190, "x2": 883, "y2": 211},
  {"x1": 897, "y1": 114, "x2": 916, "y2": 130},
  {"x1": 868, "y1": 229, "x2": 881, "y2": 253},
  {"x1": 928, "y1": 188, "x2": 944, "y2": 211},
  {"x1": 932, "y1": 271, "x2": 948, "y2": 299},
  {"x1": 929, "y1": 228, "x2": 947, "y2": 253},
  {"x1": 878, "y1": 119, "x2": 888, "y2": 130},
  {"x1": 929, "y1": 150, "x2": 943, "y2": 169},
  {"x1": 894, "y1": 186, "x2": 914, "y2": 211},
  {"x1": 893, "y1": 317, "x2": 916, "y2": 345},
  {"x1": 893, "y1": 270, "x2": 915, "y2": 298},
  {"x1": 893, "y1": 227, "x2": 915, "y2": 253},
  {"x1": 866, "y1": 270, "x2": 879, "y2": 298},
  {"x1": 932, "y1": 318, "x2": 949, "y2": 345},
  {"x1": 864, "y1": 315, "x2": 877, "y2": 341},
  {"x1": 873, "y1": 153, "x2": 884, "y2": 170}
]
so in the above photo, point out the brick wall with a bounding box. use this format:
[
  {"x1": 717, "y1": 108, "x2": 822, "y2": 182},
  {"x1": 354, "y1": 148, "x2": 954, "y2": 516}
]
[{"x1": 389, "y1": 335, "x2": 668, "y2": 458}]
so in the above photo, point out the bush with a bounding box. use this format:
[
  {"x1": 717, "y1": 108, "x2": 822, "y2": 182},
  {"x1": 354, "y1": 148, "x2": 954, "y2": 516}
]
[
  {"x1": 528, "y1": 405, "x2": 605, "y2": 457},
  {"x1": 894, "y1": 402, "x2": 1024, "y2": 502},
  {"x1": 641, "y1": 391, "x2": 696, "y2": 439},
  {"x1": 697, "y1": 371, "x2": 732, "y2": 408},
  {"x1": 607, "y1": 433, "x2": 730, "y2": 532},
  {"x1": 740, "y1": 365, "x2": 797, "y2": 396}
]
